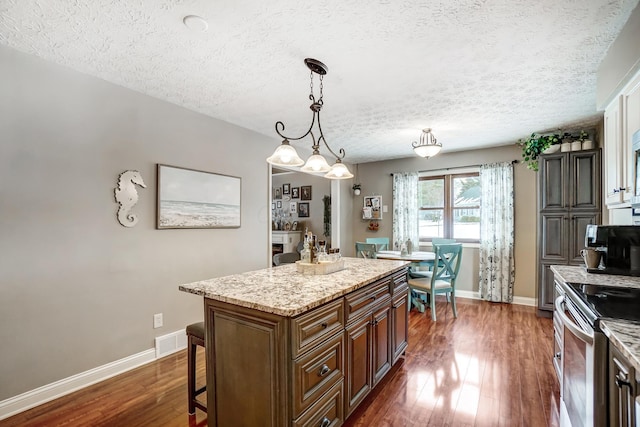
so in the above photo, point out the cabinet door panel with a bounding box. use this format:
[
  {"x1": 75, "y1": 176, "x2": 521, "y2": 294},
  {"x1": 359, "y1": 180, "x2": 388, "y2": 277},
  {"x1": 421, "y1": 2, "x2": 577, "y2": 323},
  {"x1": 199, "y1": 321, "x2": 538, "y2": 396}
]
[
  {"x1": 391, "y1": 289, "x2": 409, "y2": 364},
  {"x1": 623, "y1": 79, "x2": 640, "y2": 202},
  {"x1": 570, "y1": 151, "x2": 601, "y2": 211},
  {"x1": 605, "y1": 98, "x2": 624, "y2": 206},
  {"x1": 539, "y1": 264, "x2": 556, "y2": 311},
  {"x1": 345, "y1": 315, "x2": 371, "y2": 416},
  {"x1": 539, "y1": 153, "x2": 567, "y2": 210},
  {"x1": 540, "y1": 213, "x2": 568, "y2": 262},
  {"x1": 609, "y1": 344, "x2": 636, "y2": 427},
  {"x1": 569, "y1": 213, "x2": 601, "y2": 264},
  {"x1": 371, "y1": 304, "x2": 391, "y2": 386}
]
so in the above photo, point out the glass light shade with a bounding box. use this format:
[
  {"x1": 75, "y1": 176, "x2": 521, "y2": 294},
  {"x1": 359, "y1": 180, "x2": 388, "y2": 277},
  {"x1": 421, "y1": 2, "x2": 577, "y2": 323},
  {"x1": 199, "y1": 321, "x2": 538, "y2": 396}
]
[
  {"x1": 300, "y1": 153, "x2": 331, "y2": 173},
  {"x1": 413, "y1": 143, "x2": 442, "y2": 158},
  {"x1": 325, "y1": 161, "x2": 354, "y2": 179},
  {"x1": 266, "y1": 142, "x2": 304, "y2": 167}
]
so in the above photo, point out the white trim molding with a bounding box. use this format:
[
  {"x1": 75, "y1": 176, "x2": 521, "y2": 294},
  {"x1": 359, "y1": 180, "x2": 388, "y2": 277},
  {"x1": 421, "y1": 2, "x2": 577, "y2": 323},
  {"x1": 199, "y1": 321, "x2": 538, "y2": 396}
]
[
  {"x1": 0, "y1": 328, "x2": 188, "y2": 421},
  {"x1": 455, "y1": 290, "x2": 537, "y2": 307}
]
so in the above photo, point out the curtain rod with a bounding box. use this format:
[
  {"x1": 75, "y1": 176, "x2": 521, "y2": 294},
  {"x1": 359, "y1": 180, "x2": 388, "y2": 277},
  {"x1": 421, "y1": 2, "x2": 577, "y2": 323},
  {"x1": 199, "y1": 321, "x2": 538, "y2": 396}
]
[{"x1": 389, "y1": 159, "x2": 519, "y2": 176}]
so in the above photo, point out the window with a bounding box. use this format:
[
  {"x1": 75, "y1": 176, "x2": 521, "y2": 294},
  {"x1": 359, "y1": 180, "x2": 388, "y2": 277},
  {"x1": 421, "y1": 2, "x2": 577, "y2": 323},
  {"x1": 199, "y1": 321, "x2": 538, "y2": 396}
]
[{"x1": 418, "y1": 172, "x2": 480, "y2": 242}]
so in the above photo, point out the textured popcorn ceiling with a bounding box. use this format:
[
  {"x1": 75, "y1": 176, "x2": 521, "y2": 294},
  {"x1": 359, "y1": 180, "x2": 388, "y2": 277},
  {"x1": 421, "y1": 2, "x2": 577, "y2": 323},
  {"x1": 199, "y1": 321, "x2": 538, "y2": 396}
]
[{"x1": 1, "y1": 0, "x2": 638, "y2": 164}]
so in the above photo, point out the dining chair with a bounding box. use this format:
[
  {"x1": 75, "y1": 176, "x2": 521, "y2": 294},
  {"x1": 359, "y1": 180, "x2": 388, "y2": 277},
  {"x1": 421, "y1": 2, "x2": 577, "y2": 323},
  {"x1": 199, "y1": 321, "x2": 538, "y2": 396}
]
[
  {"x1": 407, "y1": 243, "x2": 463, "y2": 321},
  {"x1": 355, "y1": 242, "x2": 378, "y2": 259},
  {"x1": 366, "y1": 237, "x2": 390, "y2": 251},
  {"x1": 273, "y1": 252, "x2": 300, "y2": 266},
  {"x1": 186, "y1": 322, "x2": 207, "y2": 414}
]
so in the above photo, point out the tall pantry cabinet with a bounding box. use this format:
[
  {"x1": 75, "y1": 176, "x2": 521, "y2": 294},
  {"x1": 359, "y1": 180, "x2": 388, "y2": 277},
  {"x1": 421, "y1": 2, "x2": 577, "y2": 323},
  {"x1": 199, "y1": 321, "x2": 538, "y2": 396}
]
[{"x1": 537, "y1": 149, "x2": 601, "y2": 313}]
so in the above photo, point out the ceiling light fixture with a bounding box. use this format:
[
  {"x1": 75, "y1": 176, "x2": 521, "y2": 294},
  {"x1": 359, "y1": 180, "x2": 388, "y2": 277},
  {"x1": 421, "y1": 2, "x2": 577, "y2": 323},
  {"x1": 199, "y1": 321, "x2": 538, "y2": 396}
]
[
  {"x1": 412, "y1": 128, "x2": 442, "y2": 158},
  {"x1": 267, "y1": 58, "x2": 353, "y2": 180}
]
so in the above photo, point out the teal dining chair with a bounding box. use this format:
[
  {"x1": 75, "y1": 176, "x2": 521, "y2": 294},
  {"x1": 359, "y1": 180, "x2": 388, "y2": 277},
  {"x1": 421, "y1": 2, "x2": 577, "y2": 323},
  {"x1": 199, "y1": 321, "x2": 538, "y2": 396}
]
[
  {"x1": 366, "y1": 237, "x2": 390, "y2": 251},
  {"x1": 355, "y1": 242, "x2": 378, "y2": 259},
  {"x1": 407, "y1": 243, "x2": 463, "y2": 321}
]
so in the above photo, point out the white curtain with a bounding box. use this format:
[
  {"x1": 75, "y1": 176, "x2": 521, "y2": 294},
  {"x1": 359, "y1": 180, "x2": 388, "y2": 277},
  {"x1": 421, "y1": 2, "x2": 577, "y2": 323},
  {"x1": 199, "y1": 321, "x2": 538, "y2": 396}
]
[
  {"x1": 392, "y1": 172, "x2": 419, "y2": 250},
  {"x1": 479, "y1": 162, "x2": 515, "y2": 303}
]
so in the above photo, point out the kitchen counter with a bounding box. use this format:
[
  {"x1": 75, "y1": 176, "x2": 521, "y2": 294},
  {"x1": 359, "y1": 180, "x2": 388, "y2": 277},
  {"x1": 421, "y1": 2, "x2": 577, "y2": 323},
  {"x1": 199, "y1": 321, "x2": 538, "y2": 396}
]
[
  {"x1": 179, "y1": 257, "x2": 409, "y2": 317},
  {"x1": 601, "y1": 319, "x2": 640, "y2": 373},
  {"x1": 550, "y1": 265, "x2": 640, "y2": 289}
]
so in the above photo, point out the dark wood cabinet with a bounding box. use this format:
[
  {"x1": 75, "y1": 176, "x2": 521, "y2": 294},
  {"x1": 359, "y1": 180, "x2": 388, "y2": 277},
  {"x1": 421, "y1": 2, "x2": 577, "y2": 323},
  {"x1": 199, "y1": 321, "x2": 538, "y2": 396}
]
[
  {"x1": 537, "y1": 150, "x2": 601, "y2": 313},
  {"x1": 204, "y1": 267, "x2": 408, "y2": 427},
  {"x1": 609, "y1": 344, "x2": 637, "y2": 427}
]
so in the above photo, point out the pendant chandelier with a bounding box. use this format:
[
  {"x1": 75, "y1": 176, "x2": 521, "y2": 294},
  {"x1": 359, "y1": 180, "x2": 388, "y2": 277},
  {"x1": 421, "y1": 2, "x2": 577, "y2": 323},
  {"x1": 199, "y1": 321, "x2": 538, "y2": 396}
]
[
  {"x1": 412, "y1": 128, "x2": 442, "y2": 158},
  {"x1": 266, "y1": 58, "x2": 353, "y2": 180}
]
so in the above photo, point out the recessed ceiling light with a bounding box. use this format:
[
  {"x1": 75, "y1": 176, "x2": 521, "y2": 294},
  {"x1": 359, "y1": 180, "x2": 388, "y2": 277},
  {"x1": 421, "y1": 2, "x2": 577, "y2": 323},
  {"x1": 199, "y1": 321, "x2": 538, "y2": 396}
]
[{"x1": 183, "y1": 15, "x2": 208, "y2": 33}]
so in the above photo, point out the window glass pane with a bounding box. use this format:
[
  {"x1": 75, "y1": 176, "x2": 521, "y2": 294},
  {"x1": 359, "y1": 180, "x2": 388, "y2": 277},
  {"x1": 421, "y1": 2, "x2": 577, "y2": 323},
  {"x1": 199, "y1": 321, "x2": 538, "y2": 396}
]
[
  {"x1": 418, "y1": 178, "x2": 444, "y2": 208},
  {"x1": 419, "y1": 209, "x2": 444, "y2": 238},
  {"x1": 453, "y1": 208, "x2": 480, "y2": 240},
  {"x1": 453, "y1": 176, "x2": 480, "y2": 207}
]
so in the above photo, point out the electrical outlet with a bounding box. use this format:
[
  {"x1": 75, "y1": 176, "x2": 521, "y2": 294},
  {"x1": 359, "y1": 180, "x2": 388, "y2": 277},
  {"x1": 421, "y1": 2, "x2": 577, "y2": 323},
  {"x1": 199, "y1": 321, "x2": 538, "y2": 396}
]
[{"x1": 153, "y1": 313, "x2": 163, "y2": 329}]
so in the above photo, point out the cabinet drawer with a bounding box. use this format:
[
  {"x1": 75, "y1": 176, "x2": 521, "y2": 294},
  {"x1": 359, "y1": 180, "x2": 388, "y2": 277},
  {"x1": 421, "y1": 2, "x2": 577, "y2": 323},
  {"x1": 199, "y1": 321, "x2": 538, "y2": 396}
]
[
  {"x1": 345, "y1": 279, "x2": 391, "y2": 323},
  {"x1": 293, "y1": 380, "x2": 343, "y2": 427},
  {"x1": 292, "y1": 299, "x2": 344, "y2": 358},
  {"x1": 553, "y1": 331, "x2": 562, "y2": 385},
  {"x1": 292, "y1": 332, "x2": 344, "y2": 417},
  {"x1": 391, "y1": 269, "x2": 408, "y2": 291}
]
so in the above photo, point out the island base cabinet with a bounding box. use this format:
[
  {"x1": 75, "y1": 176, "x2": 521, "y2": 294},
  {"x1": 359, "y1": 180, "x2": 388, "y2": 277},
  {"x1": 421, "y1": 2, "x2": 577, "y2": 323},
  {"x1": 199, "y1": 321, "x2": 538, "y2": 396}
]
[
  {"x1": 205, "y1": 302, "x2": 289, "y2": 427},
  {"x1": 203, "y1": 267, "x2": 408, "y2": 427}
]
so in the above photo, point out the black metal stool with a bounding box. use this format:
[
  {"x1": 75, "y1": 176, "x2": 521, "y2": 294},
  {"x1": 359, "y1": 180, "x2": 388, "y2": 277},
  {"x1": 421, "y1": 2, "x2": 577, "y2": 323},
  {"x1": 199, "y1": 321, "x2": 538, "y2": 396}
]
[{"x1": 186, "y1": 322, "x2": 206, "y2": 414}]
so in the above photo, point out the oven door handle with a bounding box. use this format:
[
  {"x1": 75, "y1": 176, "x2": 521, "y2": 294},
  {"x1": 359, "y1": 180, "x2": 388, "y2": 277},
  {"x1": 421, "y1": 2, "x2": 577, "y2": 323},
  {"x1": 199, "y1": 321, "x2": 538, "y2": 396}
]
[{"x1": 554, "y1": 296, "x2": 594, "y2": 345}]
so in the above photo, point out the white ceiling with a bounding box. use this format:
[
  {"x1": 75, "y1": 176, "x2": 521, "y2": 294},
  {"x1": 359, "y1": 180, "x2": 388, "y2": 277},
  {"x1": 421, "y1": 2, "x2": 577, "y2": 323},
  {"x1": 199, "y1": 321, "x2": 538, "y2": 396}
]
[{"x1": 1, "y1": 0, "x2": 638, "y2": 164}]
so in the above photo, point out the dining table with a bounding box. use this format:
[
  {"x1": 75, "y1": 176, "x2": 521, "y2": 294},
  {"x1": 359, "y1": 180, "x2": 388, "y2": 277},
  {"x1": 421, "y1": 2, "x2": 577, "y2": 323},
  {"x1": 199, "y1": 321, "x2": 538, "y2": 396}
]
[{"x1": 375, "y1": 250, "x2": 435, "y2": 263}]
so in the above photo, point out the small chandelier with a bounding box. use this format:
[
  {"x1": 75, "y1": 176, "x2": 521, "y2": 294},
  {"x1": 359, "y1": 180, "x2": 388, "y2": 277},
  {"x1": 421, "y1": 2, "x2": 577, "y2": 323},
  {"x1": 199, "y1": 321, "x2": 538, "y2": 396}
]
[
  {"x1": 412, "y1": 128, "x2": 442, "y2": 158},
  {"x1": 267, "y1": 58, "x2": 353, "y2": 180}
]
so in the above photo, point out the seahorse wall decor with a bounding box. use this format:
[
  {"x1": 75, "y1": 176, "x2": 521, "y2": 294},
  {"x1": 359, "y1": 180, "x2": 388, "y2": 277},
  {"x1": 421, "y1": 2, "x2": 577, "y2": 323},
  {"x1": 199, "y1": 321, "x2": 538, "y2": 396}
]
[{"x1": 114, "y1": 170, "x2": 147, "y2": 227}]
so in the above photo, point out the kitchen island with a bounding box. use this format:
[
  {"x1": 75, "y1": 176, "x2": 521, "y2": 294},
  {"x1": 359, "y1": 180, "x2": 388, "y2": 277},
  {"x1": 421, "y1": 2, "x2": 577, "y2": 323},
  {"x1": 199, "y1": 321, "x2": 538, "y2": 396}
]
[{"x1": 179, "y1": 257, "x2": 410, "y2": 427}]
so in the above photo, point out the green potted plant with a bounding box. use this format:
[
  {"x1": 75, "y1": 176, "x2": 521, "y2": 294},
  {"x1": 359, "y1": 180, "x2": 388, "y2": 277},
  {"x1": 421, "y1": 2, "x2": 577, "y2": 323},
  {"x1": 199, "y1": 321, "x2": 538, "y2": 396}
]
[{"x1": 518, "y1": 133, "x2": 561, "y2": 171}]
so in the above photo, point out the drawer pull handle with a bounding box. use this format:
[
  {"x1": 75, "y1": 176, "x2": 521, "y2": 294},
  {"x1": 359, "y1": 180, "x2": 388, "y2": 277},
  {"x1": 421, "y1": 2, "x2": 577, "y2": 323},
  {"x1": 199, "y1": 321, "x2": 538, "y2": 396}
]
[
  {"x1": 554, "y1": 352, "x2": 561, "y2": 360},
  {"x1": 318, "y1": 364, "x2": 331, "y2": 377},
  {"x1": 321, "y1": 322, "x2": 328, "y2": 329},
  {"x1": 320, "y1": 417, "x2": 331, "y2": 427}
]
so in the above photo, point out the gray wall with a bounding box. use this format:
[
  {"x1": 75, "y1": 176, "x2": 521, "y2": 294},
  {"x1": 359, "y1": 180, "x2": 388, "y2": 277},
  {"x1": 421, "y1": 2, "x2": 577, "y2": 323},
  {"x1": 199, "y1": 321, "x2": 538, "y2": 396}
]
[
  {"x1": 0, "y1": 46, "x2": 277, "y2": 400},
  {"x1": 350, "y1": 145, "x2": 538, "y2": 299},
  {"x1": 597, "y1": 3, "x2": 640, "y2": 109}
]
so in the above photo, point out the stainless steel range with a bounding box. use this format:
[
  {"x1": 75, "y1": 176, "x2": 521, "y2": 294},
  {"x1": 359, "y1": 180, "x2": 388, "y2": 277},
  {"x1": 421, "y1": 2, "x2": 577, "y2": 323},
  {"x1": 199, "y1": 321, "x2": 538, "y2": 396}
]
[{"x1": 555, "y1": 280, "x2": 640, "y2": 427}]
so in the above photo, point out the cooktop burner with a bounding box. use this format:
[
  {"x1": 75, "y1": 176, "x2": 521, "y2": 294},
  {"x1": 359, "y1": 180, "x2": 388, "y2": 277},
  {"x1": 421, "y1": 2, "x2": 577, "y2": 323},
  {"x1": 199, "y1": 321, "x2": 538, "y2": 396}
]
[{"x1": 567, "y1": 283, "x2": 640, "y2": 323}]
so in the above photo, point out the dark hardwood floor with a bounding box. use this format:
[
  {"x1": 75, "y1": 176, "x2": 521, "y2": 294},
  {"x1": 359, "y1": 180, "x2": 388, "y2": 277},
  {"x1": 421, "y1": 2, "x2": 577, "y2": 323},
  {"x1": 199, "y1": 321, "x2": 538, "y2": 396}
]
[{"x1": 1, "y1": 298, "x2": 559, "y2": 427}]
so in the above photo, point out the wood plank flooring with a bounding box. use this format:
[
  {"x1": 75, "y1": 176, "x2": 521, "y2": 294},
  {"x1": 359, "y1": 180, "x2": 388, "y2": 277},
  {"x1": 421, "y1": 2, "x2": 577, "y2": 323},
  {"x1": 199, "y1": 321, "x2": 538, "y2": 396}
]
[{"x1": 1, "y1": 298, "x2": 559, "y2": 427}]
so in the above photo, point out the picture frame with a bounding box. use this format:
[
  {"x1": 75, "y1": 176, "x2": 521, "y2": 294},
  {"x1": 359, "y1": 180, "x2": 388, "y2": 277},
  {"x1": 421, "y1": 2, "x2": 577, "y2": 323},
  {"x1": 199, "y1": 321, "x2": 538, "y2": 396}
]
[
  {"x1": 291, "y1": 187, "x2": 300, "y2": 199},
  {"x1": 282, "y1": 183, "x2": 290, "y2": 195},
  {"x1": 291, "y1": 220, "x2": 299, "y2": 231},
  {"x1": 271, "y1": 202, "x2": 275, "y2": 210},
  {"x1": 290, "y1": 201, "x2": 297, "y2": 214},
  {"x1": 277, "y1": 200, "x2": 282, "y2": 209},
  {"x1": 157, "y1": 164, "x2": 241, "y2": 229},
  {"x1": 363, "y1": 195, "x2": 382, "y2": 220},
  {"x1": 273, "y1": 187, "x2": 282, "y2": 200},
  {"x1": 301, "y1": 185, "x2": 312, "y2": 200},
  {"x1": 298, "y1": 202, "x2": 310, "y2": 217}
]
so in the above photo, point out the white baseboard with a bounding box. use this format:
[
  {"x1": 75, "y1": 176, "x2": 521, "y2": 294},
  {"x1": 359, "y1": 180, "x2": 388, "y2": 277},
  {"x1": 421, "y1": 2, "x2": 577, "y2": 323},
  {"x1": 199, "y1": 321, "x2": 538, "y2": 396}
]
[
  {"x1": 0, "y1": 328, "x2": 188, "y2": 421},
  {"x1": 455, "y1": 290, "x2": 537, "y2": 307}
]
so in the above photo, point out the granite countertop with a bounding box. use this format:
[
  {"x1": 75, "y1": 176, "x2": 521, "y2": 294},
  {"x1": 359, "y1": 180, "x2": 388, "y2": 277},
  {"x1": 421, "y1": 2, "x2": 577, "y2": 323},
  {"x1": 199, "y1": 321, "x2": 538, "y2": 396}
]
[
  {"x1": 600, "y1": 319, "x2": 640, "y2": 373},
  {"x1": 550, "y1": 265, "x2": 640, "y2": 289},
  {"x1": 179, "y1": 257, "x2": 409, "y2": 317}
]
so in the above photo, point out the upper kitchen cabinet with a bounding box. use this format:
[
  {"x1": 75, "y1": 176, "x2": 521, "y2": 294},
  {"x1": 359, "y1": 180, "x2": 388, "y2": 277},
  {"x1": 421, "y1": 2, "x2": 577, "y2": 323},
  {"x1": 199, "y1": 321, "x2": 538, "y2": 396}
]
[
  {"x1": 539, "y1": 150, "x2": 601, "y2": 212},
  {"x1": 604, "y1": 69, "x2": 640, "y2": 207}
]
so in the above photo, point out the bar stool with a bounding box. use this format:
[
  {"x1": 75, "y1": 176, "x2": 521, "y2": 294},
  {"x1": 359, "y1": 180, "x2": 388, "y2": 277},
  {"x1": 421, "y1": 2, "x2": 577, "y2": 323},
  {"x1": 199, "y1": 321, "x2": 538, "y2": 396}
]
[{"x1": 186, "y1": 322, "x2": 207, "y2": 414}]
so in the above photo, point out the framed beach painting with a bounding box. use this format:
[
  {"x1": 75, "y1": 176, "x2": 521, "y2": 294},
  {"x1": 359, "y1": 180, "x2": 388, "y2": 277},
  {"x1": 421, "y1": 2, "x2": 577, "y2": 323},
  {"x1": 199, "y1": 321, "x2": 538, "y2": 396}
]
[{"x1": 157, "y1": 164, "x2": 241, "y2": 229}]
